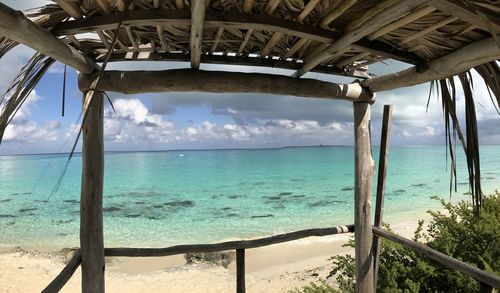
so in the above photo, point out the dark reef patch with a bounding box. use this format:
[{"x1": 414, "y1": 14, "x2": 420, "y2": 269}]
[
  {"x1": 165, "y1": 200, "x2": 195, "y2": 207},
  {"x1": 411, "y1": 183, "x2": 426, "y2": 187},
  {"x1": 63, "y1": 199, "x2": 79, "y2": 204},
  {"x1": 263, "y1": 196, "x2": 281, "y2": 200},
  {"x1": 290, "y1": 178, "x2": 304, "y2": 182},
  {"x1": 125, "y1": 214, "x2": 141, "y2": 218},
  {"x1": 253, "y1": 182, "x2": 266, "y2": 186},
  {"x1": 0, "y1": 214, "x2": 16, "y2": 218},
  {"x1": 19, "y1": 208, "x2": 37, "y2": 213},
  {"x1": 292, "y1": 194, "x2": 306, "y2": 198},
  {"x1": 394, "y1": 189, "x2": 406, "y2": 193},
  {"x1": 34, "y1": 199, "x2": 48, "y2": 203},
  {"x1": 251, "y1": 214, "x2": 274, "y2": 218},
  {"x1": 226, "y1": 213, "x2": 239, "y2": 217},
  {"x1": 135, "y1": 201, "x2": 145, "y2": 205},
  {"x1": 153, "y1": 204, "x2": 164, "y2": 208},
  {"x1": 279, "y1": 192, "x2": 293, "y2": 196},
  {"x1": 103, "y1": 206, "x2": 121, "y2": 212},
  {"x1": 341, "y1": 187, "x2": 354, "y2": 191},
  {"x1": 221, "y1": 207, "x2": 231, "y2": 211},
  {"x1": 0, "y1": 198, "x2": 12, "y2": 202}
]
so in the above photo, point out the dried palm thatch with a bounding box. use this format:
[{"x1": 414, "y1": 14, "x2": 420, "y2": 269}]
[{"x1": 0, "y1": 0, "x2": 499, "y2": 210}]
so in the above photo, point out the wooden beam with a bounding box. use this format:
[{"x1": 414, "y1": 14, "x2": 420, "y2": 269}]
[
  {"x1": 236, "y1": 249, "x2": 246, "y2": 293},
  {"x1": 52, "y1": 9, "x2": 422, "y2": 65},
  {"x1": 97, "y1": 31, "x2": 111, "y2": 50},
  {"x1": 282, "y1": 38, "x2": 309, "y2": 59},
  {"x1": 175, "y1": 0, "x2": 185, "y2": 10},
  {"x1": 100, "y1": 52, "x2": 370, "y2": 78},
  {"x1": 237, "y1": 29, "x2": 253, "y2": 55},
  {"x1": 105, "y1": 225, "x2": 354, "y2": 256},
  {"x1": 54, "y1": 0, "x2": 84, "y2": 19},
  {"x1": 243, "y1": 0, "x2": 254, "y2": 13},
  {"x1": 80, "y1": 91, "x2": 105, "y2": 293},
  {"x1": 367, "y1": 6, "x2": 436, "y2": 40},
  {"x1": 96, "y1": 0, "x2": 113, "y2": 14},
  {"x1": 0, "y1": 2, "x2": 96, "y2": 74},
  {"x1": 260, "y1": 32, "x2": 282, "y2": 57},
  {"x1": 78, "y1": 69, "x2": 374, "y2": 102},
  {"x1": 264, "y1": 0, "x2": 282, "y2": 15},
  {"x1": 294, "y1": 0, "x2": 431, "y2": 77},
  {"x1": 319, "y1": 0, "x2": 358, "y2": 28},
  {"x1": 42, "y1": 251, "x2": 81, "y2": 293},
  {"x1": 353, "y1": 102, "x2": 375, "y2": 293},
  {"x1": 156, "y1": 25, "x2": 168, "y2": 51},
  {"x1": 296, "y1": 0, "x2": 320, "y2": 23},
  {"x1": 125, "y1": 26, "x2": 139, "y2": 51},
  {"x1": 190, "y1": 0, "x2": 206, "y2": 69},
  {"x1": 400, "y1": 16, "x2": 458, "y2": 44},
  {"x1": 373, "y1": 104, "x2": 392, "y2": 290},
  {"x1": 430, "y1": 0, "x2": 500, "y2": 33},
  {"x1": 372, "y1": 226, "x2": 500, "y2": 289},
  {"x1": 210, "y1": 27, "x2": 224, "y2": 54},
  {"x1": 336, "y1": 52, "x2": 371, "y2": 67},
  {"x1": 363, "y1": 37, "x2": 500, "y2": 92}
]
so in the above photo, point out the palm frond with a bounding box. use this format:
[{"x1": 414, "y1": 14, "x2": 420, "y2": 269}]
[
  {"x1": 0, "y1": 53, "x2": 54, "y2": 144},
  {"x1": 434, "y1": 61, "x2": 500, "y2": 213}
]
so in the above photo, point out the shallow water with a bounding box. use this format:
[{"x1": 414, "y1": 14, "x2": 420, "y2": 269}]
[{"x1": 0, "y1": 145, "x2": 498, "y2": 248}]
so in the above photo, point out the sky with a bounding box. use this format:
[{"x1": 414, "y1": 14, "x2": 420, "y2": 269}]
[{"x1": 0, "y1": 1, "x2": 499, "y2": 155}]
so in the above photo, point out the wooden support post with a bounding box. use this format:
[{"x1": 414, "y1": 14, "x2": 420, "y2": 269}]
[
  {"x1": 80, "y1": 91, "x2": 105, "y2": 293},
  {"x1": 236, "y1": 249, "x2": 245, "y2": 293},
  {"x1": 372, "y1": 104, "x2": 392, "y2": 289},
  {"x1": 353, "y1": 102, "x2": 375, "y2": 293}
]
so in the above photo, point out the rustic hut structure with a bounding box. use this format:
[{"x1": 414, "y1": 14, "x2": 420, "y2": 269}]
[{"x1": 0, "y1": 0, "x2": 499, "y2": 292}]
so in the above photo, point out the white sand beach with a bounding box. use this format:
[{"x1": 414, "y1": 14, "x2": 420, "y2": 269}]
[{"x1": 0, "y1": 217, "x2": 428, "y2": 293}]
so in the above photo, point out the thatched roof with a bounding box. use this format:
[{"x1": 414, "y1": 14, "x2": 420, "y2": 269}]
[
  {"x1": 0, "y1": 0, "x2": 499, "y2": 209},
  {"x1": 1, "y1": 0, "x2": 498, "y2": 77}
]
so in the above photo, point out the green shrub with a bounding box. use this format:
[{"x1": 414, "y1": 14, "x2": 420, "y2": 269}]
[{"x1": 299, "y1": 192, "x2": 500, "y2": 293}]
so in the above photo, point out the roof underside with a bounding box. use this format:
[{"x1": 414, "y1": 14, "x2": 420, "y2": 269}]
[{"x1": 6, "y1": 0, "x2": 499, "y2": 78}]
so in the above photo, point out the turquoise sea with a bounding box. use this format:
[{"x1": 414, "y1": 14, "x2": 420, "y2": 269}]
[{"x1": 0, "y1": 145, "x2": 498, "y2": 249}]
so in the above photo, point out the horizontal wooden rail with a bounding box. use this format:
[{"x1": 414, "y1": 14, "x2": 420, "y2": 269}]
[
  {"x1": 105, "y1": 225, "x2": 354, "y2": 257},
  {"x1": 42, "y1": 250, "x2": 81, "y2": 293},
  {"x1": 372, "y1": 226, "x2": 500, "y2": 289}
]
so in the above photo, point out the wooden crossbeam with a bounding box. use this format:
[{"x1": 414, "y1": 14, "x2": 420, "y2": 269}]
[
  {"x1": 156, "y1": 25, "x2": 168, "y2": 51},
  {"x1": 336, "y1": 52, "x2": 371, "y2": 67},
  {"x1": 190, "y1": 0, "x2": 206, "y2": 69},
  {"x1": 430, "y1": 0, "x2": 500, "y2": 33},
  {"x1": 96, "y1": 0, "x2": 113, "y2": 14},
  {"x1": 54, "y1": 0, "x2": 84, "y2": 19},
  {"x1": 101, "y1": 51, "x2": 370, "y2": 78},
  {"x1": 125, "y1": 26, "x2": 139, "y2": 51},
  {"x1": 243, "y1": 0, "x2": 254, "y2": 13},
  {"x1": 210, "y1": 27, "x2": 224, "y2": 54},
  {"x1": 400, "y1": 16, "x2": 458, "y2": 44},
  {"x1": 175, "y1": 0, "x2": 185, "y2": 10},
  {"x1": 78, "y1": 69, "x2": 374, "y2": 102},
  {"x1": 97, "y1": 31, "x2": 111, "y2": 50},
  {"x1": 0, "y1": 2, "x2": 96, "y2": 74},
  {"x1": 260, "y1": 32, "x2": 282, "y2": 57},
  {"x1": 367, "y1": 6, "x2": 436, "y2": 40},
  {"x1": 363, "y1": 37, "x2": 500, "y2": 92},
  {"x1": 52, "y1": 9, "x2": 422, "y2": 65},
  {"x1": 296, "y1": 0, "x2": 320, "y2": 23},
  {"x1": 282, "y1": 38, "x2": 309, "y2": 59},
  {"x1": 264, "y1": 0, "x2": 282, "y2": 15},
  {"x1": 293, "y1": 0, "x2": 431, "y2": 77},
  {"x1": 319, "y1": 0, "x2": 358, "y2": 28}
]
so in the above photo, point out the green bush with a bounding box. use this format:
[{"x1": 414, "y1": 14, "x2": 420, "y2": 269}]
[{"x1": 295, "y1": 192, "x2": 500, "y2": 293}]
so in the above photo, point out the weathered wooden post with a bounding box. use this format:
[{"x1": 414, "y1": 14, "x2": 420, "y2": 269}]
[
  {"x1": 236, "y1": 249, "x2": 246, "y2": 293},
  {"x1": 353, "y1": 102, "x2": 375, "y2": 293},
  {"x1": 373, "y1": 104, "x2": 393, "y2": 289},
  {"x1": 80, "y1": 91, "x2": 105, "y2": 293}
]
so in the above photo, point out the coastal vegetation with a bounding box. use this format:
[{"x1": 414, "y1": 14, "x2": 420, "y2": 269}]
[{"x1": 293, "y1": 192, "x2": 500, "y2": 292}]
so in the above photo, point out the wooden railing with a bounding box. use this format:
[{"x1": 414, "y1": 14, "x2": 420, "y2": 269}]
[
  {"x1": 42, "y1": 225, "x2": 354, "y2": 293},
  {"x1": 42, "y1": 223, "x2": 500, "y2": 293}
]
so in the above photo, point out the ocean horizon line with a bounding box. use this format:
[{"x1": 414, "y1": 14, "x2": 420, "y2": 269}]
[{"x1": 1, "y1": 143, "x2": 498, "y2": 157}]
